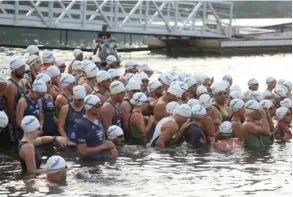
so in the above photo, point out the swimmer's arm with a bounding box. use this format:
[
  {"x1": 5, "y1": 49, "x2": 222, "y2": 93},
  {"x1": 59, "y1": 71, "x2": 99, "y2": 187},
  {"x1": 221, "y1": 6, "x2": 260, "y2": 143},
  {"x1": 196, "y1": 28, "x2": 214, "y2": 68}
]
[
  {"x1": 172, "y1": 121, "x2": 189, "y2": 144},
  {"x1": 82, "y1": 83, "x2": 92, "y2": 96},
  {"x1": 100, "y1": 104, "x2": 113, "y2": 135},
  {"x1": 38, "y1": 99, "x2": 43, "y2": 129},
  {"x1": 57, "y1": 105, "x2": 70, "y2": 139},
  {"x1": 232, "y1": 121, "x2": 243, "y2": 141},
  {"x1": 4, "y1": 83, "x2": 17, "y2": 128},
  {"x1": 55, "y1": 95, "x2": 66, "y2": 111},
  {"x1": 156, "y1": 123, "x2": 179, "y2": 149},
  {"x1": 120, "y1": 102, "x2": 130, "y2": 132},
  {"x1": 132, "y1": 113, "x2": 153, "y2": 136},
  {"x1": 48, "y1": 87, "x2": 58, "y2": 100},
  {"x1": 266, "y1": 115, "x2": 274, "y2": 134},
  {"x1": 243, "y1": 121, "x2": 270, "y2": 137},
  {"x1": 16, "y1": 98, "x2": 27, "y2": 128},
  {"x1": 68, "y1": 62, "x2": 73, "y2": 74},
  {"x1": 48, "y1": 95, "x2": 58, "y2": 125},
  {"x1": 203, "y1": 116, "x2": 215, "y2": 141},
  {"x1": 21, "y1": 143, "x2": 38, "y2": 173},
  {"x1": 77, "y1": 143, "x2": 112, "y2": 156}
]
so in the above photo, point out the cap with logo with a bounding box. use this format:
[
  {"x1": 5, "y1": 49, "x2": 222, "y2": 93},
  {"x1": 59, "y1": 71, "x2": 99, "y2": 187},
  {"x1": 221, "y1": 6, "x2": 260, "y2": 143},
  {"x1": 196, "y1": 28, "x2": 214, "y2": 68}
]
[
  {"x1": 230, "y1": 98, "x2": 245, "y2": 112},
  {"x1": 275, "y1": 107, "x2": 289, "y2": 121},
  {"x1": 26, "y1": 45, "x2": 39, "y2": 55},
  {"x1": 96, "y1": 70, "x2": 111, "y2": 83},
  {"x1": 107, "y1": 125, "x2": 124, "y2": 140},
  {"x1": 184, "y1": 77, "x2": 197, "y2": 88},
  {"x1": 148, "y1": 80, "x2": 162, "y2": 92},
  {"x1": 46, "y1": 155, "x2": 67, "y2": 173},
  {"x1": 191, "y1": 104, "x2": 207, "y2": 118},
  {"x1": 60, "y1": 73, "x2": 75, "y2": 87},
  {"x1": 139, "y1": 64, "x2": 150, "y2": 72},
  {"x1": 167, "y1": 85, "x2": 183, "y2": 98},
  {"x1": 260, "y1": 99, "x2": 273, "y2": 109},
  {"x1": 166, "y1": 101, "x2": 179, "y2": 115},
  {"x1": 126, "y1": 78, "x2": 141, "y2": 91},
  {"x1": 32, "y1": 79, "x2": 47, "y2": 93},
  {"x1": 107, "y1": 69, "x2": 120, "y2": 79},
  {"x1": 130, "y1": 92, "x2": 148, "y2": 107},
  {"x1": 159, "y1": 72, "x2": 174, "y2": 86},
  {"x1": 125, "y1": 61, "x2": 137, "y2": 71},
  {"x1": 137, "y1": 72, "x2": 148, "y2": 80},
  {"x1": 84, "y1": 63, "x2": 99, "y2": 78},
  {"x1": 251, "y1": 91, "x2": 263, "y2": 102},
  {"x1": 109, "y1": 81, "x2": 126, "y2": 95},
  {"x1": 84, "y1": 95, "x2": 101, "y2": 111},
  {"x1": 274, "y1": 86, "x2": 287, "y2": 98},
  {"x1": 10, "y1": 57, "x2": 25, "y2": 71},
  {"x1": 199, "y1": 94, "x2": 212, "y2": 109},
  {"x1": 73, "y1": 85, "x2": 86, "y2": 100},
  {"x1": 42, "y1": 50, "x2": 55, "y2": 64},
  {"x1": 219, "y1": 121, "x2": 233, "y2": 136},
  {"x1": 123, "y1": 73, "x2": 135, "y2": 83},
  {"x1": 21, "y1": 115, "x2": 40, "y2": 133},
  {"x1": 46, "y1": 66, "x2": 60, "y2": 78},
  {"x1": 245, "y1": 100, "x2": 261, "y2": 115},
  {"x1": 174, "y1": 104, "x2": 191, "y2": 118}
]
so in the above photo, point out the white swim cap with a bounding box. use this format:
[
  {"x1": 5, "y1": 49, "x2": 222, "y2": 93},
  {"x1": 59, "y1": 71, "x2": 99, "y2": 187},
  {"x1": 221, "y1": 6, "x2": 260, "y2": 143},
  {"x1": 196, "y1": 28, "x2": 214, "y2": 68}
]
[
  {"x1": 72, "y1": 60, "x2": 83, "y2": 70},
  {"x1": 0, "y1": 111, "x2": 8, "y2": 128},
  {"x1": 140, "y1": 64, "x2": 150, "y2": 72},
  {"x1": 27, "y1": 55, "x2": 40, "y2": 66},
  {"x1": 10, "y1": 57, "x2": 25, "y2": 71},
  {"x1": 21, "y1": 116, "x2": 40, "y2": 133},
  {"x1": 274, "y1": 86, "x2": 287, "y2": 98},
  {"x1": 230, "y1": 91, "x2": 243, "y2": 100},
  {"x1": 148, "y1": 80, "x2": 162, "y2": 92},
  {"x1": 96, "y1": 70, "x2": 111, "y2": 83},
  {"x1": 280, "y1": 98, "x2": 292, "y2": 109},
  {"x1": 283, "y1": 81, "x2": 292, "y2": 91},
  {"x1": 243, "y1": 90, "x2": 253, "y2": 102},
  {"x1": 130, "y1": 92, "x2": 148, "y2": 106},
  {"x1": 187, "y1": 99, "x2": 200, "y2": 108},
  {"x1": 248, "y1": 78, "x2": 258, "y2": 86},
  {"x1": 166, "y1": 101, "x2": 179, "y2": 115},
  {"x1": 159, "y1": 72, "x2": 174, "y2": 86},
  {"x1": 108, "y1": 69, "x2": 120, "y2": 79},
  {"x1": 84, "y1": 95, "x2": 101, "y2": 111},
  {"x1": 106, "y1": 55, "x2": 117, "y2": 65},
  {"x1": 197, "y1": 85, "x2": 208, "y2": 96},
  {"x1": 129, "y1": 77, "x2": 142, "y2": 85},
  {"x1": 223, "y1": 74, "x2": 232, "y2": 81},
  {"x1": 0, "y1": 75, "x2": 8, "y2": 84},
  {"x1": 126, "y1": 79, "x2": 141, "y2": 91},
  {"x1": 73, "y1": 49, "x2": 83, "y2": 58},
  {"x1": 278, "y1": 79, "x2": 285, "y2": 85},
  {"x1": 46, "y1": 155, "x2": 67, "y2": 173},
  {"x1": 275, "y1": 107, "x2": 289, "y2": 120},
  {"x1": 230, "y1": 98, "x2": 244, "y2": 112},
  {"x1": 24, "y1": 64, "x2": 30, "y2": 72},
  {"x1": 184, "y1": 77, "x2": 197, "y2": 88},
  {"x1": 109, "y1": 81, "x2": 126, "y2": 95},
  {"x1": 42, "y1": 50, "x2": 55, "y2": 64},
  {"x1": 251, "y1": 91, "x2": 263, "y2": 102},
  {"x1": 245, "y1": 100, "x2": 261, "y2": 115},
  {"x1": 84, "y1": 63, "x2": 99, "y2": 78},
  {"x1": 199, "y1": 94, "x2": 212, "y2": 109},
  {"x1": 193, "y1": 74, "x2": 203, "y2": 84},
  {"x1": 36, "y1": 73, "x2": 51, "y2": 83},
  {"x1": 108, "y1": 125, "x2": 124, "y2": 140},
  {"x1": 176, "y1": 73, "x2": 186, "y2": 82},
  {"x1": 46, "y1": 66, "x2": 60, "y2": 78},
  {"x1": 212, "y1": 81, "x2": 227, "y2": 94},
  {"x1": 92, "y1": 56, "x2": 101, "y2": 63},
  {"x1": 199, "y1": 74, "x2": 209, "y2": 82},
  {"x1": 167, "y1": 85, "x2": 183, "y2": 98},
  {"x1": 266, "y1": 76, "x2": 276, "y2": 84},
  {"x1": 32, "y1": 79, "x2": 47, "y2": 93},
  {"x1": 262, "y1": 90, "x2": 273, "y2": 99},
  {"x1": 137, "y1": 72, "x2": 148, "y2": 80},
  {"x1": 219, "y1": 121, "x2": 233, "y2": 136},
  {"x1": 26, "y1": 45, "x2": 39, "y2": 55},
  {"x1": 191, "y1": 104, "x2": 207, "y2": 118},
  {"x1": 174, "y1": 104, "x2": 191, "y2": 118},
  {"x1": 81, "y1": 59, "x2": 92, "y2": 70},
  {"x1": 73, "y1": 85, "x2": 86, "y2": 99},
  {"x1": 123, "y1": 73, "x2": 135, "y2": 83},
  {"x1": 60, "y1": 73, "x2": 75, "y2": 87},
  {"x1": 260, "y1": 99, "x2": 273, "y2": 109},
  {"x1": 230, "y1": 85, "x2": 242, "y2": 93},
  {"x1": 170, "y1": 81, "x2": 188, "y2": 92},
  {"x1": 55, "y1": 59, "x2": 65, "y2": 67},
  {"x1": 125, "y1": 61, "x2": 137, "y2": 71}
]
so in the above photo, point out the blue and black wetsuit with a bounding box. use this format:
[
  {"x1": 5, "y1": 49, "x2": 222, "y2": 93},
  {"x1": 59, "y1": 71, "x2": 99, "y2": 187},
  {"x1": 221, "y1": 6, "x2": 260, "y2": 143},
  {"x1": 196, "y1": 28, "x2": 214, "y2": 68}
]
[
  {"x1": 18, "y1": 141, "x2": 42, "y2": 172},
  {"x1": 184, "y1": 123, "x2": 207, "y2": 149},
  {"x1": 42, "y1": 96, "x2": 57, "y2": 136},
  {"x1": 65, "y1": 104, "x2": 85, "y2": 143},
  {"x1": 105, "y1": 100, "x2": 122, "y2": 128}
]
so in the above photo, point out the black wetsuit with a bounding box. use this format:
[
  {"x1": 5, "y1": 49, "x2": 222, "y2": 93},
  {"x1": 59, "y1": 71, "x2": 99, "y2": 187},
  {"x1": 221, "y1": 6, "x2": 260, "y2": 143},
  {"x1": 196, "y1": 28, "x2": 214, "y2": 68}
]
[{"x1": 18, "y1": 141, "x2": 42, "y2": 172}]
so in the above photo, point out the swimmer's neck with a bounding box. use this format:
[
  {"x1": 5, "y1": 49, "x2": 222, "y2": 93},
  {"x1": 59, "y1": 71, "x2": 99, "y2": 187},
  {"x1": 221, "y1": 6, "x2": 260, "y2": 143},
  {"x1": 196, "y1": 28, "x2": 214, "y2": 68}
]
[
  {"x1": 86, "y1": 78, "x2": 96, "y2": 86},
  {"x1": 231, "y1": 114, "x2": 241, "y2": 122},
  {"x1": 108, "y1": 97, "x2": 119, "y2": 105},
  {"x1": 277, "y1": 121, "x2": 289, "y2": 129},
  {"x1": 96, "y1": 85, "x2": 107, "y2": 94},
  {"x1": 62, "y1": 88, "x2": 72, "y2": 97},
  {"x1": 10, "y1": 75, "x2": 21, "y2": 83},
  {"x1": 267, "y1": 87, "x2": 274, "y2": 92}
]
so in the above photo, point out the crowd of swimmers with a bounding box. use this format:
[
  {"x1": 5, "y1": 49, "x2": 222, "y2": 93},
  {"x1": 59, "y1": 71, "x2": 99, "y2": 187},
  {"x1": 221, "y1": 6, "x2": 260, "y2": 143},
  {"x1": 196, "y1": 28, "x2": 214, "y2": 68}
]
[{"x1": 0, "y1": 45, "x2": 291, "y2": 184}]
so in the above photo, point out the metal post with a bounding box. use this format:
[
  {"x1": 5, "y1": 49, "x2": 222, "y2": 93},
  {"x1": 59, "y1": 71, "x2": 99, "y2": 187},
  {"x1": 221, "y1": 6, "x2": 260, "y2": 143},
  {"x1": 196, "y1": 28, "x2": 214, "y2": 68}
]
[
  {"x1": 49, "y1": 1, "x2": 53, "y2": 27},
  {"x1": 59, "y1": 30, "x2": 62, "y2": 47},
  {"x1": 14, "y1": 0, "x2": 19, "y2": 25},
  {"x1": 202, "y1": 2, "x2": 207, "y2": 34},
  {"x1": 175, "y1": 0, "x2": 178, "y2": 32},
  {"x1": 144, "y1": 1, "x2": 149, "y2": 31},
  {"x1": 229, "y1": 2, "x2": 233, "y2": 37},
  {"x1": 65, "y1": 29, "x2": 68, "y2": 47},
  {"x1": 82, "y1": 1, "x2": 86, "y2": 28},
  {"x1": 130, "y1": 34, "x2": 132, "y2": 48},
  {"x1": 115, "y1": 0, "x2": 118, "y2": 27}
]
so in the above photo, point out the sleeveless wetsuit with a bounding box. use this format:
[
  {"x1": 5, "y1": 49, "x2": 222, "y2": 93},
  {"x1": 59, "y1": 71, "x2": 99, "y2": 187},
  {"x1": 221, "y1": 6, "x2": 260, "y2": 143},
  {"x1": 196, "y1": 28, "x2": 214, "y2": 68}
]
[
  {"x1": 56, "y1": 93, "x2": 72, "y2": 117},
  {"x1": 86, "y1": 82, "x2": 95, "y2": 93},
  {"x1": 274, "y1": 123, "x2": 292, "y2": 141},
  {"x1": 184, "y1": 122, "x2": 207, "y2": 149},
  {"x1": 244, "y1": 136, "x2": 263, "y2": 148},
  {"x1": 105, "y1": 100, "x2": 122, "y2": 128},
  {"x1": 129, "y1": 109, "x2": 148, "y2": 146},
  {"x1": 148, "y1": 116, "x2": 175, "y2": 147},
  {"x1": 24, "y1": 96, "x2": 40, "y2": 117},
  {"x1": 42, "y1": 96, "x2": 57, "y2": 136},
  {"x1": 9, "y1": 78, "x2": 24, "y2": 110},
  {"x1": 65, "y1": 104, "x2": 85, "y2": 143},
  {"x1": 213, "y1": 104, "x2": 231, "y2": 122},
  {"x1": 0, "y1": 98, "x2": 13, "y2": 148},
  {"x1": 75, "y1": 117, "x2": 106, "y2": 160},
  {"x1": 18, "y1": 141, "x2": 42, "y2": 172}
]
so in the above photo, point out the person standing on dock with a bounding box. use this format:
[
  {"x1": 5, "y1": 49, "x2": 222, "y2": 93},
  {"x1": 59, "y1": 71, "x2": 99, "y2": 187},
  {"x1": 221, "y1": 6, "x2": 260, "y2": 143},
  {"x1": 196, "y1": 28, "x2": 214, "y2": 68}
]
[{"x1": 97, "y1": 24, "x2": 115, "y2": 42}]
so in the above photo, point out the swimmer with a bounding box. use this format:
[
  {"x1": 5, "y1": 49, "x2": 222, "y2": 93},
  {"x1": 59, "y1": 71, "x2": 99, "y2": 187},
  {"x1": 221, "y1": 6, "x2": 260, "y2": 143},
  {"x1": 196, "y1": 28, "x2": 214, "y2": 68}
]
[
  {"x1": 215, "y1": 121, "x2": 243, "y2": 151},
  {"x1": 149, "y1": 104, "x2": 191, "y2": 149},
  {"x1": 139, "y1": 64, "x2": 154, "y2": 77},
  {"x1": 262, "y1": 76, "x2": 276, "y2": 99},
  {"x1": 187, "y1": 99, "x2": 200, "y2": 109},
  {"x1": 26, "y1": 45, "x2": 39, "y2": 56},
  {"x1": 18, "y1": 116, "x2": 69, "y2": 173},
  {"x1": 93, "y1": 70, "x2": 112, "y2": 104},
  {"x1": 170, "y1": 81, "x2": 189, "y2": 104},
  {"x1": 273, "y1": 86, "x2": 287, "y2": 108},
  {"x1": 247, "y1": 78, "x2": 259, "y2": 91},
  {"x1": 68, "y1": 49, "x2": 83, "y2": 74},
  {"x1": 242, "y1": 100, "x2": 271, "y2": 148},
  {"x1": 101, "y1": 81, "x2": 125, "y2": 134},
  {"x1": 108, "y1": 69, "x2": 121, "y2": 81},
  {"x1": 153, "y1": 85, "x2": 183, "y2": 123},
  {"x1": 222, "y1": 74, "x2": 233, "y2": 86},
  {"x1": 0, "y1": 111, "x2": 11, "y2": 148},
  {"x1": 55, "y1": 74, "x2": 75, "y2": 116},
  {"x1": 46, "y1": 66, "x2": 61, "y2": 99},
  {"x1": 128, "y1": 92, "x2": 154, "y2": 145},
  {"x1": 105, "y1": 55, "x2": 117, "y2": 71},
  {"x1": 280, "y1": 98, "x2": 292, "y2": 113},
  {"x1": 58, "y1": 85, "x2": 86, "y2": 145},
  {"x1": 71, "y1": 60, "x2": 83, "y2": 81},
  {"x1": 75, "y1": 95, "x2": 118, "y2": 161},
  {"x1": 196, "y1": 85, "x2": 208, "y2": 99},
  {"x1": 5, "y1": 57, "x2": 25, "y2": 139},
  {"x1": 82, "y1": 62, "x2": 99, "y2": 95},
  {"x1": 274, "y1": 107, "x2": 292, "y2": 141},
  {"x1": 27, "y1": 55, "x2": 42, "y2": 84},
  {"x1": 16, "y1": 80, "x2": 46, "y2": 133},
  {"x1": 120, "y1": 78, "x2": 141, "y2": 133},
  {"x1": 46, "y1": 155, "x2": 67, "y2": 183},
  {"x1": 36, "y1": 73, "x2": 58, "y2": 136},
  {"x1": 228, "y1": 91, "x2": 244, "y2": 104},
  {"x1": 55, "y1": 59, "x2": 67, "y2": 73},
  {"x1": 41, "y1": 50, "x2": 55, "y2": 72},
  {"x1": 283, "y1": 81, "x2": 292, "y2": 99},
  {"x1": 158, "y1": 72, "x2": 174, "y2": 92},
  {"x1": 184, "y1": 77, "x2": 198, "y2": 99},
  {"x1": 251, "y1": 91, "x2": 263, "y2": 102},
  {"x1": 107, "y1": 125, "x2": 125, "y2": 146},
  {"x1": 0, "y1": 75, "x2": 8, "y2": 111},
  {"x1": 124, "y1": 61, "x2": 138, "y2": 74},
  {"x1": 259, "y1": 99, "x2": 275, "y2": 145},
  {"x1": 147, "y1": 80, "x2": 163, "y2": 104},
  {"x1": 230, "y1": 98, "x2": 245, "y2": 140},
  {"x1": 137, "y1": 72, "x2": 149, "y2": 95}
]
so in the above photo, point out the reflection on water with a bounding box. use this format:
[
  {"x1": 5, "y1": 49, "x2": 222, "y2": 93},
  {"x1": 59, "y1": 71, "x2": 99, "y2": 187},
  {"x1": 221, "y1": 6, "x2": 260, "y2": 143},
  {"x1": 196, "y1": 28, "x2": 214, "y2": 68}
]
[{"x1": 0, "y1": 47, "x2": 291, "y2": 196}]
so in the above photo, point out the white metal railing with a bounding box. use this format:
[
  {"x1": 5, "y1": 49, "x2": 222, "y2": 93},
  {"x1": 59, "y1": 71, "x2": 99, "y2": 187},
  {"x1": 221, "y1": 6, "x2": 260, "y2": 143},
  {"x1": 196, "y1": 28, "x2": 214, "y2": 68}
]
[{"x1": 0, "y1": 0, "x2": 234, "y2": 38}]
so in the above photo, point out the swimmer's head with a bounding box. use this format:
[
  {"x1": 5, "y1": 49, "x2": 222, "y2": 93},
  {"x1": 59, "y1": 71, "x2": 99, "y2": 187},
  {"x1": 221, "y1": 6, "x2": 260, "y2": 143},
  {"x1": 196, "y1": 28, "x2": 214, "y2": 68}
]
[
  {"x1": 166, "y1": 101, "x2": 179, "y2": 116},
  {"x1": 46, "y1": 155, "x2": 67, "y2": 183},
  {"x1": 219, "y1": 121, "x2": 233, "y2": 137},
  {"x1": 107, "y1": 125, "x2": 124, "y2": 146}
]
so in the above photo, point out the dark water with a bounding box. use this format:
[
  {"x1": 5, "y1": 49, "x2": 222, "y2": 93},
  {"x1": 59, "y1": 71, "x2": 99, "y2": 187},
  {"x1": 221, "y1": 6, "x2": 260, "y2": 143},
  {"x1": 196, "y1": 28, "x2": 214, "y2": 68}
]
[{"x1": 0, "y1": 143, "x2": 291, "y2": 196}]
